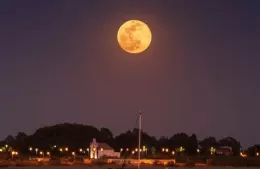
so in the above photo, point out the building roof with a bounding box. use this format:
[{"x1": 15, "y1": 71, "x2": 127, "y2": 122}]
[{"x1": 98, "y1": 143, "x2": 114, "y2": 150}]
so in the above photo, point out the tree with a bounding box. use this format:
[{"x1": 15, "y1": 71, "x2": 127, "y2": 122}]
[
  {"x1": 187, "y1": 134, "x2": 198, "y2": 155},
  {"x1": 199, "y1": 137, "x2": 218, "y2": 155},
  {"x1": 157, "y1": 136, "x2": 169, "y2": 149},
  {"x1": 218, "y1": 137, "x2": 241, "y2": 156},
  {"x1": 169, "y1": 133, "x2": 189, "y2": 150},
  {"x1": 100, "y1": 127, "x2": 113, "y2": 141},
  {"x1": 246, "y1": 144, "x2": 260, "y2": 157}
]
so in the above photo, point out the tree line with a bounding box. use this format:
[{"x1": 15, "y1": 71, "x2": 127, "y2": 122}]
[{"x1": 0, "y1": 123, "x2": 259, "y2": 157}]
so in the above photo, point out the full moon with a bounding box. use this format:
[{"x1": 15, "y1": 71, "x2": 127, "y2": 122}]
[{"x1": 117, "y1": 20, "x2": 152, "y2": 54}]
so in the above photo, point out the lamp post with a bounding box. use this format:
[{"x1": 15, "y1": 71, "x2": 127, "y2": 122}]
[
  {"x1": 46, "y1": 152, "x2": 50, "y2": 158},
  {"x1": 35, "y1": 148, "x2": 38, "y2": 156},
  {"x1": 138, "y1": 111, "x2": 142, "y2": 169},
  {"x1": 72, "y1": 152, "x2": 75, "y2": 160},
  {"x1": 11, "y1": 151, "x2": 15, "y2": 159}
]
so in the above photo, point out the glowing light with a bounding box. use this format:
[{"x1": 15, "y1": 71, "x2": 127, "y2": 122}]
[{"x1": 117, "y1": 20, "x2": 152, "y2": 54}]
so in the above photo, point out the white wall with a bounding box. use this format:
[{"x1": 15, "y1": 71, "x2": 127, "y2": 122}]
[{"x1": 98, "y1": 150, "x2": 120, "y2": 158}]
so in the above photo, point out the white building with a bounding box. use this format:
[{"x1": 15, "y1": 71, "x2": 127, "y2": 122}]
[
  {"x1": 97, "y1": 143, "x2": 120, "y2": 159},
  {"x1": 89, "y1": 138, "x2": 120, "y2": 159}
]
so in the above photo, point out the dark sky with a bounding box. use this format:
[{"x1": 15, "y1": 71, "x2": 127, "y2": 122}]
[{"x1": 0, "y1": 0, "x2": 259, "y2": 147}]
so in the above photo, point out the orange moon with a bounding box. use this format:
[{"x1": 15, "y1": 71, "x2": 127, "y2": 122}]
[{"x1": 117, "y1": 20, "x2": 152, "y2": 54}]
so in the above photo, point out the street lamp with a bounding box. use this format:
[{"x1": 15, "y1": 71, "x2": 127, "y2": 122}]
[
  {"x1": 35, "y1": 148, "x2": 38, "y2": 155},
  {"x1": 59, "y1": 148, "x2": 63, "y2": 156},
  {"x1": 11, "y1": 151, "x2": 17, "y2": 159}
]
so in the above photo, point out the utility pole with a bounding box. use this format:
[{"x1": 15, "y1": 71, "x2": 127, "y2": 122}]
[{"x1": 138, "y1": 111, "x2": 142, "y2": 169}]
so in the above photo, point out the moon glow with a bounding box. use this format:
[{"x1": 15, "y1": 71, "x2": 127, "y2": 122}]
[{"x1": 117, "y1": 20, "x2": 152, "y2": 54}]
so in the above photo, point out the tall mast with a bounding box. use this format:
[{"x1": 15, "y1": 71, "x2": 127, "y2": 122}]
[{"x1": 138, "y1": 111, "x2": 142, "y2": 169}]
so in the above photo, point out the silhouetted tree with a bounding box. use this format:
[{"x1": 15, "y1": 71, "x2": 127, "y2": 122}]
[
  {"x1": 0, "y1": 122, "x2": 255, "y2": 157},
  {"x1": 218, "y1": 137, "x2": 241, "y2": 156},
  {"x1": 246, "y1": 144, "x2": 260, "y2": 156},
  {"x1": 187, "y1": 134, "x2": 198, "y2": 155},
  {"x1": 199, "y1": 136, "x2": 218, "y2": 155}
]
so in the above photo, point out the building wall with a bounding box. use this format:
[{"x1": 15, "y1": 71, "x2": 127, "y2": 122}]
[{"x1": 98, "y1": 150, "x2": 120, "y2": 158}]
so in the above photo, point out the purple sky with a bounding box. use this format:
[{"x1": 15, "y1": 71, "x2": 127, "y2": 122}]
[{"x1": 0, "y1": 0, "x2": 260, "y2": 148}]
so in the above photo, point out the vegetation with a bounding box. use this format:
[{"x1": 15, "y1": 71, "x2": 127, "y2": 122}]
[{"x1": 0, "y1": 123, "x2": 259, "y2": 158}]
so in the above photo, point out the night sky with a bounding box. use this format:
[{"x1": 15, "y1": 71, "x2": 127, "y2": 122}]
[{"x1": 0, "y1": 0, "x2": 260, "y2": 148}]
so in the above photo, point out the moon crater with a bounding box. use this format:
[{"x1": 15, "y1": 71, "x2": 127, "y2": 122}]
[{"x1": 117, "y1": 20, "x2": 152, "y2": 54}]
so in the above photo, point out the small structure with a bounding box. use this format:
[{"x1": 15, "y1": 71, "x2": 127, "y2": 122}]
[
  {"x1": 216, "y1": 146, "x2": 233, "y2": 156},
  {"x1": 98, "y1": 143, "x2": 120, "y2": 159},
  {"x1": 89, "y1": 138, "x2": 120, "y2": 159}
]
